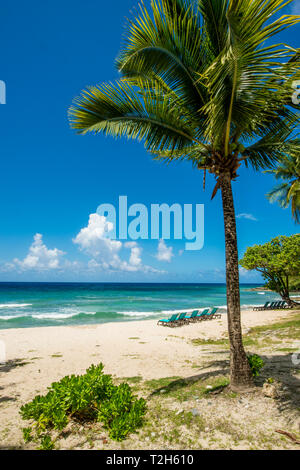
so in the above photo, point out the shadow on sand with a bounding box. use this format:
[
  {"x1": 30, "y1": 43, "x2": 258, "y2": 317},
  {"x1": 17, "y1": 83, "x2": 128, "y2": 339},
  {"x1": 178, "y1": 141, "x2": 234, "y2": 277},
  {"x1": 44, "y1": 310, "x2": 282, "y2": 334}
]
[
  {"x1": 149, "y1": 353, "x2": 300, "y2": 412},
  {"x1": 0, "y1": 359, "x2": 30, "y2": 373}
]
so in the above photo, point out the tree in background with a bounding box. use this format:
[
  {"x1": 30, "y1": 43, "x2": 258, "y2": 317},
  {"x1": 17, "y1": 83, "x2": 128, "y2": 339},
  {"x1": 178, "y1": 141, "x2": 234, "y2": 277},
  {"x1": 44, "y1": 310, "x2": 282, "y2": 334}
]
[
  {"x1": 240, "y1": 234, "x2": 300, "y2": 307},
  {"x1": 69, "y1": 0, "x2": 300, "y2": 390},
  {"x1": 290, "y1": 276, "x2": 300, "y2": 291},
  {"x1": 267, "y1": 155, "x2": 300, "y2": 223}
]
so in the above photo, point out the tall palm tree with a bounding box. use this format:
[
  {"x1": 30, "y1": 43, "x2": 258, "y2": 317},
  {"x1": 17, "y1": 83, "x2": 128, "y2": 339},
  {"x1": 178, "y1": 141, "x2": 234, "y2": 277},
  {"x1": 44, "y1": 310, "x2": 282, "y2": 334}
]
[
  {"x1": 267, "y1": 155, "x2": 300, "y2": 223},
  {"x1": 69, "y1": 0, "x2": 300, "y2": 390}
]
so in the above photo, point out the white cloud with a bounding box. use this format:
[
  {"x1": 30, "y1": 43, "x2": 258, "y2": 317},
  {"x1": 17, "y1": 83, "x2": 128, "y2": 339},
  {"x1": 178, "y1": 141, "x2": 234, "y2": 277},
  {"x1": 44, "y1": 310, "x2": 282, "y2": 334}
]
[
  {"x1": 125, "y1": 242, "x2": 142, "y2": 268},
  {"x1": 236, "y1": 213, "x2": 258, "y2": 222},
  {"x1": 13, "y1": 233, "x2": 65, "y2": 271},
  {"x1": 73, "y1": 213, "x2": 122, "y2": 260},
  {"x1": 239, "y1": 267, "x2": 249, "y2": 277},
  {"x1": 0, "y1": 215, "x2": 164, "y2": 276},
  {"x1": 74, "y1": 213, "x2": 159, "y2": 273},
  {"x1": 239, "y1": 266, "x2": 261, "y2": 281},
  {"x1": 155, "y1": 239, "x2": 174, "y2": 262}
]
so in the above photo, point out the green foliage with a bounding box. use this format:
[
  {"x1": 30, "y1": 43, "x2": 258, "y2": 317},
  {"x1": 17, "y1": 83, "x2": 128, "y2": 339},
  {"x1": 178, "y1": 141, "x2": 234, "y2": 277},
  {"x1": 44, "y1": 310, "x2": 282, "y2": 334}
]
[
  {"x1": 240, "y1": 234, "x2": 300, "y2": 301},
  {"x1": 38, "y1": 434, "x2": 55, "y2": 450},
  {"x1": 290, "y1": 276, "x2": 300, "y2": 291},
  {"x1": 97, "y1": 382, "x2": 146, "y2": 441},
  {"x1": 20, "y1": 363, "x2": 146, "y2": 448},
  {"x1": 247, "y1": 354, "x2": 264, "y2": 377},
  {"x1": 22, "y1": 427, "x2": 33, "y2": 443}
]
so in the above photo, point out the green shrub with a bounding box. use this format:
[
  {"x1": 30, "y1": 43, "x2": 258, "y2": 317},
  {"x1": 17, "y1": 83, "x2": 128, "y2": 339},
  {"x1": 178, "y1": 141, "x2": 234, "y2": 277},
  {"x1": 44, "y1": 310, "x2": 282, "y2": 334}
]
[
  {"x1": 247, "y1": 354, "x2": 264, "y2": 377},
  {"x1": 20, "y1": 363, "x2": 146, "y2": 448},
  {"x1": 38, "y1": 434, "x2": 55, "y2": 450},
  {"x1": 22, "y1": 427, "x2": 33, "y2": 443}
]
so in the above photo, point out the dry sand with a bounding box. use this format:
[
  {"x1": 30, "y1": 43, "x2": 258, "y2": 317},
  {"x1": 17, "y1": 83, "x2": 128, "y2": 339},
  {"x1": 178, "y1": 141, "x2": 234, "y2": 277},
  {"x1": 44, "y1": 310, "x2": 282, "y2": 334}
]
[{"x1": 0, "y1": 308, "x2": 299, "y2": 450}]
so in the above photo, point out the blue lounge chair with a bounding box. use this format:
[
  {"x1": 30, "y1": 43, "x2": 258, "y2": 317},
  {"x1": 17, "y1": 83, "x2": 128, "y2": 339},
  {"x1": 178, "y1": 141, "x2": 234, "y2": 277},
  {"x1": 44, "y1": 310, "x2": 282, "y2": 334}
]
[
  {"x1": 200, "y1": 308, "x2": 220, "y2": 320},
  {"x1": 203, "y1": 308, "x2": 220, "y2": 320},
  {"x1": 210, "y1": 307, "x2": 221, "y2": 319},
  {"x1": 195, "y1": 308, "x2": 209, "y2": 321},
  {"x1": 157, "y1": 313, "x2": 179, "y2": 327},
  {"x1": 201, "y1": 309, "x2": 213, "y2": 320},
  {"x1": 176, "y1": 312, "x2": 189, "y2": 325},
  {"x1": 253, "y1": 302, "x2": 270, "y2": 311},
  {"x1": 185, "y1": 310, "x2": 200, "y2": 322}
]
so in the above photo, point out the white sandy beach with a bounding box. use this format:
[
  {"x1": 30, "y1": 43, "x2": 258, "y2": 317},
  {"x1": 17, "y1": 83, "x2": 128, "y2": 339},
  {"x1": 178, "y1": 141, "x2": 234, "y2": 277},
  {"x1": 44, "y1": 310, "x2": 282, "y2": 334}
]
[
  {"x1": 0, "y1": 307, "x2": 299, "y2": 450},
  {"x1": 0, "y1": 308, "x2": 292, "y2": 380}
]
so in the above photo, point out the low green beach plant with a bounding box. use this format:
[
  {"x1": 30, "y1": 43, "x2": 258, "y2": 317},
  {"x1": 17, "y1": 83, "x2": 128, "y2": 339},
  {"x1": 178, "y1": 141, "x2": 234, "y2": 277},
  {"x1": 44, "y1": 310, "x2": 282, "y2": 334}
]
[
  {"x1": 20, "y1": 363, "x2": 146, "y2": 448},
  {"x1": 247, "y1": 354, "x2": 264, "y2": 377}
]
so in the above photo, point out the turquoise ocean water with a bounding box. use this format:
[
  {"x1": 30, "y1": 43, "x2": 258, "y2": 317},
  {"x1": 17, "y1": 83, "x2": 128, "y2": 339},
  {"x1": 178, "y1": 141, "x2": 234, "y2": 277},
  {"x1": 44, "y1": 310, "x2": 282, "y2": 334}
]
[{"x1": 0, "y1": 282, "x2": 283, "y2": 330}]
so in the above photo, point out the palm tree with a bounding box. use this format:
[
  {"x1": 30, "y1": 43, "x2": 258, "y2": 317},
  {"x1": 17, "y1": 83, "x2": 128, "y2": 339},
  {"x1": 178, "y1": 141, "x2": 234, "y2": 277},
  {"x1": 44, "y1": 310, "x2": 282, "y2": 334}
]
[
  {"x1": 69, "y1": 0, "x2": 300, "y2": 390},
  {"x1": 267, "y1": 155, "x2": 300, "y2": 223}
]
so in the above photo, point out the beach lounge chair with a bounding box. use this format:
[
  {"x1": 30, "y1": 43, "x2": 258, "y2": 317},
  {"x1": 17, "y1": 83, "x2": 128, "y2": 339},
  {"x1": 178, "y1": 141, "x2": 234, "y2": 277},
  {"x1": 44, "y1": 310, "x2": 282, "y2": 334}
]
[
  {"x1": 266, "y1": 301, "x2": 277, "y2": 310},
  {"x1": 176, "y1": 312, "x2": 189, "y2": 325},
  {"x1": 195, "y1": 308, "x2": 210, "y2": 321},
  {"x1": 200, "y1": 309, "x2": 214, "y2": 320},
  {"x1": 253, "y1": 302, "x2": 270, "y2": 311},
  {"x1": 210, "y1": 307, "x2": 221, "y2": 319},
  {"x1": 157, "y1": 313, "x2": 179, "y2": 327},
  {"x1": 185, "y1": 310, "x2": 200, "y2": 322},
  {"x1": 203, "y1": 308, "x2": 220, "y2": 320}
]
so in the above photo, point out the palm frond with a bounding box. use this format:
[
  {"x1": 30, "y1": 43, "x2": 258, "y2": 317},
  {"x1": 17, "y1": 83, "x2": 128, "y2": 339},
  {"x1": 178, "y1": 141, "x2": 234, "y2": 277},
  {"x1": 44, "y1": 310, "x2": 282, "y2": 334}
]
[
  {"x1": 69, "y1": 0, "x2": 300, "y2": 181},
  {"x1": 199, "y1": 0, "x2": 300, "y2": 150},
  {"x1": 266, "y1": 153, "x2": 300, "y2": 223},
  {"x1": 198, "y1": 0, "x2": 228, "y2": 56},
  {"x1": 68, "y1": 79, "x2": 204, "y2": 154},
  {"x1": 116, "y1": 0, "x2": 209, "y2": 112}
]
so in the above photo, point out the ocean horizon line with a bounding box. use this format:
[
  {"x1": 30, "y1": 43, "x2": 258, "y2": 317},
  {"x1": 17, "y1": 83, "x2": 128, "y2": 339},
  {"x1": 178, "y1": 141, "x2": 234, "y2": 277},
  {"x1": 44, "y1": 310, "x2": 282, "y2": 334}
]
[{"x1": 0, "y1": 281, "x2": 264, "y2": 285}]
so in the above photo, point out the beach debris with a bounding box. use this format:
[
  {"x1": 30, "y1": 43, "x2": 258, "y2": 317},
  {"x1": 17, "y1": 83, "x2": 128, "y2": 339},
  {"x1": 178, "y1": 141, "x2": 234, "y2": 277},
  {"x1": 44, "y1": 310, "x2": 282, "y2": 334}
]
[
  {"x1": 160, "y1": 389, "x2": 167, "y2": 394},
  {"x1": 206, "y1": 385, "x2": 213, "y2": 390},
  {"x1": 191, "y1": 408, "x2": 200, "y2": 417},
  {"x1": 275, "y1": 430, "x2": 300, "y2": 445},
  {"x1": 262, "y1": 382, "x2": 280, "y2": 399},
  {"x1": 151, "y1": 432, "x2": 156, "y2": 437}
]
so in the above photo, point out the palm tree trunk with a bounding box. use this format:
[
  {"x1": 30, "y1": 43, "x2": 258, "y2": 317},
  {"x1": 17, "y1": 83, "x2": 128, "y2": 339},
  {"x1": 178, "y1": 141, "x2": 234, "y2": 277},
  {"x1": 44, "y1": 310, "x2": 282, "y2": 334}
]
[{"x1": 219, "y1": 173, "x2": 253, "y2": 390}]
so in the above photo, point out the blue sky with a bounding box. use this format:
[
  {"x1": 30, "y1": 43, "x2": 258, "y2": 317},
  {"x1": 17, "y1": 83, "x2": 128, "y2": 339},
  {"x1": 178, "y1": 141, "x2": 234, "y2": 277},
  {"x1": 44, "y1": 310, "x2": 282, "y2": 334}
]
[{"x1": 0, "y1": 0, "x2": 299, "y2": 283}]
